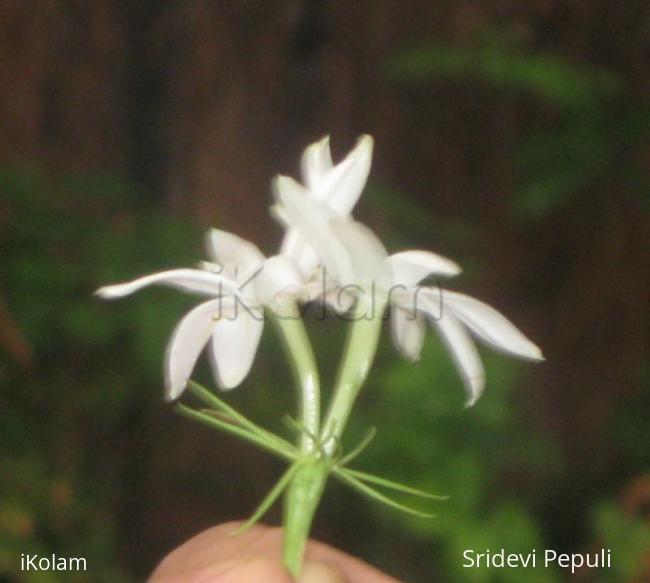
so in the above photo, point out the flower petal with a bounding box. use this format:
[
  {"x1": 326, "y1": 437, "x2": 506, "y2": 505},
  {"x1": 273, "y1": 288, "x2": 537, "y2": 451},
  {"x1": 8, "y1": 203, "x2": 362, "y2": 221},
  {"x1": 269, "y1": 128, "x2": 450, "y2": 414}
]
[
  {"x1": 391, "y1": 305, "x2": 426, "y2": 362},
  {"x1": 95, "y1": 269, "x2": 238, "y2": 299},
  {"x1": 386, "y1": 250, "x2": 461, "y2": 287},
  {"x1": 432, "y1": 312, "x2": 485, "y2": 407},
  {"x1": 164, "y1": 298, "x2": 225, "y2": 400},
  {"x1": 301, "y1": 135, "x2": 333, "y2": 191},
  {"x1": 329, "y1": 219, "x2": 389, "y2": 283},
  {"x1": 302, "y1": 266, "x2": 354, "y2": 313},
  {"x1": 323, "y1": 288, "x2": 356, "y2": 314},
  {"x1": 253, "y1": 255, "x2": 304, "y2": 308},
  {"x1": 316, "y1": 135, "x2": 374, "y2": 216},
  {"x1": 205, "y1": 229, "x2": 265, "y2": 281},
  {"x1": 279, "y1": 136, "x2": 373, "y2": 275},
  {"x1": 413, "y1": 289, "x2": 483, "y2": 405},
  {"x1": 209, "y1": 300, "x2": 264, "y2": 390},
  {"x1": 279, "y1": 227, "x2": 320, "y2": 278},
  {"x1": 275, "y1": 202, "x2": 317, "y2": 275},
  {"x1": 443, "y1": 291, "x2": 544, "y2": 361},
  {"x1": 274, "y1": 176, "x2": 353, "y2": 280}
]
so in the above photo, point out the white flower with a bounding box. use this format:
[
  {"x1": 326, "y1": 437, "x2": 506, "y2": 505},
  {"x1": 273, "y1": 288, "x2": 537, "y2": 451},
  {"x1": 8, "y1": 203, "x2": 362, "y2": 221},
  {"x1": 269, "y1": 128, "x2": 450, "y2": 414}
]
[
  {"x1": 278, "y1": 135, "x2": 374, "y2": 278},
  {"x1": 96, "y1": 229, "x2": 303, "y2": 400},
  {"x1": 274, "y1": 183, "x2": 544, "y2": 406}
]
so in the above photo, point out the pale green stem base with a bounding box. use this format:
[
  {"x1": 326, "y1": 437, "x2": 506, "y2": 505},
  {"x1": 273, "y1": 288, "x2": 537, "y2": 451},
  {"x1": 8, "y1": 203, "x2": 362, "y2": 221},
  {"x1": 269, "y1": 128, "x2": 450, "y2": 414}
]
[{"x1": 283, "y1": 460, "x2": 329, "y2": 577}]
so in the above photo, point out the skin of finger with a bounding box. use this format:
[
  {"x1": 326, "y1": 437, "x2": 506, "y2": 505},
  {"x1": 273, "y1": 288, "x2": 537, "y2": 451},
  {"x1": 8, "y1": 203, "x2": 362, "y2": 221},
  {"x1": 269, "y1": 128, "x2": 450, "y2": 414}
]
[
  {"x1": 299, "y1": 560, "x2": 349, "y2": 583},
  {"x1": 148, "y1": 557, "x2": 292, "y2": 583},
  {"x1": 148, "y1": 522, "x2": 402, "y2": 583},
  {"x1": 219, "y1": 558, "x2": 294, "y2": 583}
]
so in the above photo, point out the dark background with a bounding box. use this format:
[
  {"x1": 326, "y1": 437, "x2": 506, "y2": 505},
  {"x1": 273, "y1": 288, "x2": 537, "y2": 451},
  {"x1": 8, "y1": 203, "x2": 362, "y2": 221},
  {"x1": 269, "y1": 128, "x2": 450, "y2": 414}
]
[{"x1": 1, "y1": 2, "x2": 648, "y2": 582}]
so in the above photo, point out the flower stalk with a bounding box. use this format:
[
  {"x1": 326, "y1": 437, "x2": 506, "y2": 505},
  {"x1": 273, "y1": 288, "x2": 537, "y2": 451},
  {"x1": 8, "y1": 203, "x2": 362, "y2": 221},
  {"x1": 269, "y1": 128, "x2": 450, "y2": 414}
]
[
  {"x1": 270, "y1": 302, "x2": 320, "y2": 454},
  {"x1": 322, "y1": 297, "x2": 386, "y2": 456},
  {"x1": 270, "y1": 301, "x2": 327, "y2": 576},
  {"x1": 283, "y1": 459, "x2": 330, "y2": 576}
]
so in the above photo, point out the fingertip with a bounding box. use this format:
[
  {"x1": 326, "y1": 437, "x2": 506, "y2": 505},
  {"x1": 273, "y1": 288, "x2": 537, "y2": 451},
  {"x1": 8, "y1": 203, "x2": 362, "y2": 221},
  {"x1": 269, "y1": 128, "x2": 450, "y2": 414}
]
[{"x1": 299, "y1": 560, "x2": 349, "y2": 583}]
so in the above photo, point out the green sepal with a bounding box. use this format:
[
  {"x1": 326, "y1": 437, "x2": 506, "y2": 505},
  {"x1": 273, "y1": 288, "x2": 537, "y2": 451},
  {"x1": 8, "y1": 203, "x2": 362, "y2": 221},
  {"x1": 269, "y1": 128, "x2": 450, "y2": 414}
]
[
  {"x1": 342, "y1": 468, "x2": 449, "y2": 500},
  {"x1": 188, "y1": 381, "x2": 294, "y2": 451},
  {"x1": 230, "y1": 462, "x2": 303, "y2": 537},
  {"x1": 175, "y1": 404, "x2": 296, "y2": 461},
  {"x1": 337, "y1": 427, "x2": 376, "y2": 467},
  {"x1": 334, "y1": 469, "x2": 436, "y2": 518}
]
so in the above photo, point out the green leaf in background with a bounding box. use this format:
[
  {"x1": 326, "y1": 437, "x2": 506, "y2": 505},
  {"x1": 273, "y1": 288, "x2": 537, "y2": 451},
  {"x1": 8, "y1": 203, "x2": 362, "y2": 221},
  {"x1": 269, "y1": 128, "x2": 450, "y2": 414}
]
[
  {"x1": 385, "y1": 33, "x2": 619, "y2": 112},
  {"x1": 591, "y1": 502, "x2": 650, "y2": 582}
]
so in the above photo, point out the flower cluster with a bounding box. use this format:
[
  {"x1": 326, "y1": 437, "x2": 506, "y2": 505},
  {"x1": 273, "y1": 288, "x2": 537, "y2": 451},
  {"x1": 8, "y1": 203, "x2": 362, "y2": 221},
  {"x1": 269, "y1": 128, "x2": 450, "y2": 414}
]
[{"x1": 97, "y1": 135, "x2": 542, "y2": 406}]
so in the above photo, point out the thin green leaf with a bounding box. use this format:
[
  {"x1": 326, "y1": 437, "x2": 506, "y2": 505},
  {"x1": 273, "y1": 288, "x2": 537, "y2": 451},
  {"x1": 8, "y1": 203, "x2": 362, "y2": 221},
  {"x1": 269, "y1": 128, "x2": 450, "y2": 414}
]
[
  {"x1": 230, "y1": 462, "x2": 302, "y2": 536},
  {"x1": 334, "y1": 470, "x2": 436, "y2": 518},
  {"x1": 282, "y1": 414, "x2": 302, "y2": 435},
  {"x1": 188, "y1": 381, "x2": 294, "y2": 450},
  {"x1": 338, "y1": 427, "x2": 376, "y2": 467},
  {"x1": 175, "y1": 404, "x2": 296, "y2": 461},
  {"x1": 200, "y1": 409, "x2": 239, "y2": 424},
  {"x1": 282, "y1": 415, "x2": 319, "y2": 452},
  {"x1": 341, "y1": 468, "x2": 449, "y2": 500}
]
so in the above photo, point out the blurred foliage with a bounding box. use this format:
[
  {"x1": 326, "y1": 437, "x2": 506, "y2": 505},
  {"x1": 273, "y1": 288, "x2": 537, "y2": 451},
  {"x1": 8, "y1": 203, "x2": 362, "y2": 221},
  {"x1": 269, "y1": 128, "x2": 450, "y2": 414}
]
[
  {"x1": 385, "y1": 32, "x2": 649, "y2": 219},
  {"x1": 385, "y1": 33, "x2": 620, "y2": 111},
  {"x1": 0, "y1": 166, "x2": 198, "y2": 581},
  {"x1": 591, "y1": 502, "x2": 650, "y2": 582}
]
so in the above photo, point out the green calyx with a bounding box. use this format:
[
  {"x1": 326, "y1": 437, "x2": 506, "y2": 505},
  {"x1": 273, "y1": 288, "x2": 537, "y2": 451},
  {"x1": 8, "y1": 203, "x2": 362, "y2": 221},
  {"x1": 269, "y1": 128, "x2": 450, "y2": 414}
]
[{"x1": 178, "y1": 381, "x2": 446, "y2": 531}]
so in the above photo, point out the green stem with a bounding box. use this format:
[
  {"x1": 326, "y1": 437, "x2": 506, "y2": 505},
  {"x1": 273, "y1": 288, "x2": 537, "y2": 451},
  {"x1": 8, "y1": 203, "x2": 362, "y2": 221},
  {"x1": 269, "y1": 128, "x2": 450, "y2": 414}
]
[
  {"x1": 282, "y1": 459, "x2": 329, "y2": 577},
  {"x1": 271, "y1": 304, "x2": 321, "y2": 453},
  {"x1": 272, "y1": 302, "x2": 325, "y2": 576},
  {"x1": 321, "y1": 298, "x2": 385, "y2": 456}
]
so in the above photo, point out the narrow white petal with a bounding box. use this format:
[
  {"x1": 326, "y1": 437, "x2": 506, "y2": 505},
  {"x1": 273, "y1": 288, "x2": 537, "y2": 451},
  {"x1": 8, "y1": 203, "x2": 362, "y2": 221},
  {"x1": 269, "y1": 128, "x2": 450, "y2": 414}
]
[
  {"x1": 205, "y1": 229, "x2": 265, "y2": 279},
  {"x1": 413, "y1": 288, "x2": 483, "y2": 405},
  {"x1": 253, "y1": 255, "x2": 304, "y2": 308},
  {"x1": 293, "y1": 242, "x2": 320, "y2": 279},
  {"x1": 391, "y1": 306, "x2": 426, "y2": 362},
  {"x1": 301, "y1": 265, "x2": 355, "y2": 314},
  {"x1": 432, "y1": 312, "x2": 485, "y2": 407},
  {"x1": 275, "y1": 204, "x2": 319, "y2": 275},
  {"x1": 273, "y1": 176, "x2": 352, "y2": 280},
  {"x1": 329, "y1": 219, "x2": 389, "y2": 283},
  {"x1": 280, "y1": 227, "x2": 301, "y2": 258},
  {"x1": 443, "y1": 291, "x2": 544, "y2": 361},
  {"x1": 387, "y1": 250, "x2": 461, "y2": 287},
  {"x1": 273, "y1": 174, "x2": 313, "y2": 203},
  {"x1": 278, "y1": 192, "x2": 322, "y2": 277},
  {"x1": 95, "y1": 268, "x2": 238, "y2": 299},
  {"x1": 279, "y1": 228, "x2": 320, "y2": 278},
  {"x1": 317, "y1": 135, "x2": 374, "y2": 216},
  {"x1": 270, "y1": 202, "x2": 290, "y2": 228},
  {"x1": 301, "y1": 135, "x2": 333, "y2": 191},
  {"x1": 210, "y1": 301, "x2": 264, "y2": 390},
  {"x1": 164, "y1": 298, "x2": 225, "y2": 400}
]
